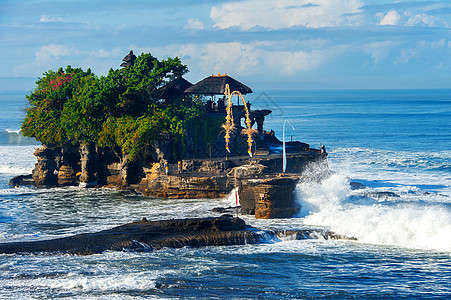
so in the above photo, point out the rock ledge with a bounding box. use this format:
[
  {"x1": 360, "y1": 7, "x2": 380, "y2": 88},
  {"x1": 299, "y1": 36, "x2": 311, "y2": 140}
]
[{"x1": 0, "y1": 216, "x2": 354, "y2": 255}]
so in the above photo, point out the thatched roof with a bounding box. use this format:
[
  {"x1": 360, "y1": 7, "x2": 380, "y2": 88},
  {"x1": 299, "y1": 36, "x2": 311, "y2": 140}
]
[
  {"x1": 120, "y1": 50, "x2": 137, "y2": 67},
  {"x1": 158, "y1": 77, "x2": 193, "y2": 99},
  {"x1": 185, "y1": 74, "x2": 252, "y2": 95}
]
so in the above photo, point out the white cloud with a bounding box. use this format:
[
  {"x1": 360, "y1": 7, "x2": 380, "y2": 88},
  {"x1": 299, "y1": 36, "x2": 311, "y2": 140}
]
[
  {"x1": 264, "y1": 49, "x2": 326, "y2": 74},
  {"x1": 40, "y1": 15, "x2": 63, "y2": 23},
  {"x1": 395, "y1": 39, "x2": 448, "y2": 65},
  {"x1": 89, "y1": 47, "x2": 123, "y2": 58},
  {"x1": 156, "y1": 42, "x2": 266, "y2": 75},
  {"x1": 424, "y1": 38, "x2": 447, "y2": 49},
  {"x1": 376, "y1": 8, "x2": 449, "y2": 28},
  {"x1": 150, "y1": 40, "x2": 337, "y2": 78},
  {"x1": 378, "y1": 10, "x2": 402, "y2": 25},
  {"x1": 396, "y1": 47, "x2": 418, "y2": 64},
  {"x1": 185, "y1": 18, "x2": 205, "y2": 30},
  {"x1": 35, "y1": 44, "x2": 78, "y2": 66},
  {"x1": 35, "y1": 45, "x2": 126, "y2": 70},
  {"x1": 405, "y1": 13, "x2": 443, "y2": 27},
  {"x1": 198, "y1": 42, "x2": 263, "y2": 74},
  {"x1": 210, "y1": 0, "x2": 364, "y2": 30},
  {"x1": 363, "y1": 41, "x2": 401, "y2": 64}
]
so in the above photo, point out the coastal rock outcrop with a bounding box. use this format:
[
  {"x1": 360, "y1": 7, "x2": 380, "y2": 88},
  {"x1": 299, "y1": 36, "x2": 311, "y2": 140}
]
[
  {"x1": 32, "y1": 145, "x2": 59, "y2": 187},
  {"x1": 0, "y1": 216, "x2": 254, "y2": 255},
  {"x1": 21, "y1": 139, "x2": 328, "y2": 219},
  {"x1": 239, "y1": 176, "x2": 300, "y2": 218},
  {"x1": 9, "y1": 174, "x2": 33, "y2": 187},
  {"x1": 0, "y1": 216, "x2": 355, "y2": 255}
]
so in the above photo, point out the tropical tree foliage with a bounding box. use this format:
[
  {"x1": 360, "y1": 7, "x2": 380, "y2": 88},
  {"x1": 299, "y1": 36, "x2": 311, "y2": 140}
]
[{"x1": 22, "y1": 53, "x2": 203, "y2": 160}]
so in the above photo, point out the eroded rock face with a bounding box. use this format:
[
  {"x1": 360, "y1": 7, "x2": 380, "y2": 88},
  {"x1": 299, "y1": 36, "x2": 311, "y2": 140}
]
[
  {"x1": 57, "y1": 146, "x2": 81, "y2": 186},
  {"x1": 181, "y1": 160, "x2": 231, "y2": 174},
  {"x1": 31, "y1": 145, "x2": 83, "y2": 187},
  {"x1": 79, "y1": 144, "x2": 98, "y2": 186},
  {"x1": 32, "y1": 146, "x2": 59, "y2": 187},
  {"x1": 137, "y1": 173, "x2": 232, "y2": 199},
  {"x1": 239, "y1": 176, "x2": 300, "y2": 218},
  {"x1": 57, "y1": 164, "x2": 77, "y2": 186},
  {"x1": 26, "y1": 143, "x2": 328, "y2": 219},
  {"x1": 230, "y1": 163, "x2": 267, "y2": 178},
  {"x1": 30, "y1": 145, "x2": 142, "y2": 189}
]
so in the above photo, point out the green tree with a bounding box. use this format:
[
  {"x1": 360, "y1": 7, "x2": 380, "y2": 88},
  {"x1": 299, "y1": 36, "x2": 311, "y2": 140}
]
[
  {"x1": 117, "y1": 54, "x2": 188, "y2": 117},
  {"x1": 60, "y1": 74, "x2": 103, "y2": 144},
  {"x1": 22, "y1": 66, "x2": 96, "y2": 146},
  {"x1": 22, "y1": 52, "x2": 204, "y2": 161}
]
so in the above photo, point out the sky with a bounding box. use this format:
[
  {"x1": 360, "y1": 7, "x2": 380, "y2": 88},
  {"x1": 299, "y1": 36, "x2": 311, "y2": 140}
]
[{"x1": 1, "y1": 0, "x2": 450, "y2": 90}]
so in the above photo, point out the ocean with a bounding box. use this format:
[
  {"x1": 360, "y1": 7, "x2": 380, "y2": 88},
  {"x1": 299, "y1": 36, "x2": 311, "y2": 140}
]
[{"x1": 0, "y1": 88, "x2": 450, "y2": 299}]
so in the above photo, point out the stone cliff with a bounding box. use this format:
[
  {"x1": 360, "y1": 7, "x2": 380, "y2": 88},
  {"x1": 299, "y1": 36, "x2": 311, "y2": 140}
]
[{"x1": 19, "y1": 140, "x2": 328, "y2": 219}]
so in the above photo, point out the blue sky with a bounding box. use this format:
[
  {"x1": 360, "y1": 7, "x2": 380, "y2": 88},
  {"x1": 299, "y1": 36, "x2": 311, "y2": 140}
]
[{"x1": 1, "y1": 0, "x2": 450, "y2": 89}]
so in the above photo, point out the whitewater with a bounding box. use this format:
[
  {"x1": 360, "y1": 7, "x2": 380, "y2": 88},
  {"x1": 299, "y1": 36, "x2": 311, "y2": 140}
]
[{"x1": 0, "y1": 89, "x2": 450, "y2": 298}]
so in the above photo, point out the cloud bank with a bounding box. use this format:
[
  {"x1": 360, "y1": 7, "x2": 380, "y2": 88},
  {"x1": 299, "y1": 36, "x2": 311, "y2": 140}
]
[
  {"x1": 2, "y1": 0, "x2": 450, "y2": 88},
  {"x1": 210, "y1": 0, "x2": 364, "y2": 30}
]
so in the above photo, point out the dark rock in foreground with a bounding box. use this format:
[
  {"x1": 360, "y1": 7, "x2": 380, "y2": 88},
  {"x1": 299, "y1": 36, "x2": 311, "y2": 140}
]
[
  {"x1": 0, "y1": 216, "x2": 252, "y2": 255},
  {"x1": 0, "y1": 216, "x2": 355, "y2": 255},
  {"x1": 9, "y1": 174, "x2": 34, "y2": 188}
]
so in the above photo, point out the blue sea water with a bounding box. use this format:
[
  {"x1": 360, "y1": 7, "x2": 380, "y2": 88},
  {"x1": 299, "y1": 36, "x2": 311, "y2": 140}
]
[{"x1": 0, "y1": 88, "x2": 450, "y2": 299}]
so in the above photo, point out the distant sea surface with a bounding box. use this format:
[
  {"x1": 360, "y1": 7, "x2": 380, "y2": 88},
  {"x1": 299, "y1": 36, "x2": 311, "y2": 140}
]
[{"x1": 0, "y1": 88, "x2": 450, "y2": 299}]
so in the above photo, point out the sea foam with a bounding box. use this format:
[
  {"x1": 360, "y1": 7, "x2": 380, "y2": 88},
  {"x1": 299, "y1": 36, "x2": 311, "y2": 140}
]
[
  {"x1": 0, "y1": 145, "x2": 37, "y2": 175},
  {"x1": 5, "y1": 129, "x2": 20, "y2": 134},
  {"x1": 296, "y1": 166, "x2": 451, "y2": 252},
  {"x1": 329, "y1": 147, "x2": 451, "y2": 195}
]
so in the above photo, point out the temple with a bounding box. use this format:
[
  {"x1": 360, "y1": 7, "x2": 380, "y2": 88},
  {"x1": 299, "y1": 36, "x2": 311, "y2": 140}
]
[{"x1": 11, "y1": 56, "x2": 329, "y2": 219}]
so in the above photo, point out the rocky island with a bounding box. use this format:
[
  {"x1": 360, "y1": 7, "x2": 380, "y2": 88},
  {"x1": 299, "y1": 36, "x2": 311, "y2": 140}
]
[{"x1": 12, "y1": 51, "x2": 329, "y2": 219}]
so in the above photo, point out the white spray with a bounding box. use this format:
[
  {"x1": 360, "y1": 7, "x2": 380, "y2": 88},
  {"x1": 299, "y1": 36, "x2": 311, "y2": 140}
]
[
  {"x1": 295, "y1": 162, "x2": 451, "y2": 252},
  {"x1": 221, "y1": 187, "x2": 240, "y2": 207}
]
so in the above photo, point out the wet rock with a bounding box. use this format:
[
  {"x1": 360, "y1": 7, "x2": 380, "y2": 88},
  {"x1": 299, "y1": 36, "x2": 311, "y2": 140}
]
[
  {"x1": 212, "y1": 207, "x2": 226, "y2": 213},
  {"x1": 220, "y1": 214, "x2": 234, "y2": 218},
  {"x1": 0, "y1": 216, "x2": 357, "y2": 255},
  {"x1": 57, "y1": 164, "x2": 77, "y2": 186},
  {"x1": 239, "y1": 176, "x2": 300, "y2": 218},
  {"x1": 367, "y1": 191, "x2": 400, "y2": 199},
  {"x1": 138, "y1": 174, "x2": 232, "y2": 199},
  {"x1": 350, "y1": 181, "x2": 366, "y2": 190},
  {"x1": 32, "y1": 145, "x2": 59, "y2": 187},
  {"x1": 212, "y1": 206, "x2": 240, "y2": 214},
  {"x1": 274, "y1": 230, "x2": 357, "y2": 241},
  {"x1": 9, "y1": 174, "x2": 34, "y2": 187},
  {"x1": 0, "y1": 216, "x2": 255, "y2": 255}
]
